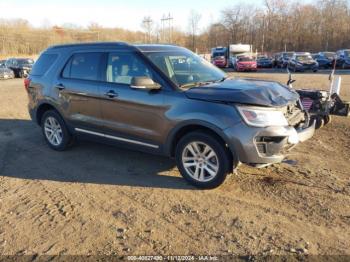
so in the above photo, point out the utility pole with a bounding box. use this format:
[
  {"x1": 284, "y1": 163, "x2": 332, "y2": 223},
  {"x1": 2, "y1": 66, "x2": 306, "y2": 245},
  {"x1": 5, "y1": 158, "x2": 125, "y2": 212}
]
[
  {"x1": 142, "y1": 16, "x2": 153, "y2": 43},
  {"x1": 161, "y1": 13, "x2": 173, "y2": 43}
]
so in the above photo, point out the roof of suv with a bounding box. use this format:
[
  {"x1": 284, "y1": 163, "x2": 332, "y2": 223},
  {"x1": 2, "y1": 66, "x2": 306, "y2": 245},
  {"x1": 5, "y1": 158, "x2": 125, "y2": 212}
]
[
  {"x1": 46, "y1": 42, "x2": 185, "y2": 52},
  {"x1": 294, "y1": 52, "x2": 311, "y2": 55}
]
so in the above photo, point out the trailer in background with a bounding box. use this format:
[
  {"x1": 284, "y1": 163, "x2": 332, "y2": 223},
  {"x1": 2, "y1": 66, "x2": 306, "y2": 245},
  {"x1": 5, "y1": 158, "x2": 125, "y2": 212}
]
[{"x1": 228, "y1": 44, "x2": 253, "y2": 68}]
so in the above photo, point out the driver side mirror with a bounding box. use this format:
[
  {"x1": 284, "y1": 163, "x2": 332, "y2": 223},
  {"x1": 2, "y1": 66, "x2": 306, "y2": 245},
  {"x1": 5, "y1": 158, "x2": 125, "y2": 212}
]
[{"x1": 130, "y1": 76, "x2": 161, "y2": 90}]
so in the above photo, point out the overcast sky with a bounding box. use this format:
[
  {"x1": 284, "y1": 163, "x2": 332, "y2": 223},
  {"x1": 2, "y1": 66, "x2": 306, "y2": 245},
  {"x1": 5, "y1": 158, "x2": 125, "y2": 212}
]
[{"x1": 0, "y1": 0, "x2": 264, "y2": 31}]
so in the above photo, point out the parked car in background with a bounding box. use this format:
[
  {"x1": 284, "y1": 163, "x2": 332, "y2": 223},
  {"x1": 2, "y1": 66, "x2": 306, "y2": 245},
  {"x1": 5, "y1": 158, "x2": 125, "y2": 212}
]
[
  {"x1": 277, "y1": 52, "x2": 295, "y2": 68},
  {"x1": 288, "y1": 52, "x2": 319, "y2": 72},
  {"x1": 0, "y1": 64, "x2": 15, "y2": 79},
  {"x1": 319, "y1": 52, "x2": 336, "y2": 61},
  {"x1": 0, "y1": 60, "x2": 6, "y2": 67},
  {"x1": 257, "y1": 56, "x2": 273, "y2": 68},
  {"x1": 335, "y1": 49, "x2": 350, "y2": 69},
  {"x1": 272, "y1": 53, "x2": 281, "y2": 68},
  {"x1": 26, "y1": 42, "x2": 315, "y2": 188},
  {"x1": 235, "y1": 56, "x2": 257, "y2": 72},
  {"x1": 5, "y1": 58, "x2": 34, "y2": 78},
  {"x1": 312, "y1": 53, "x2": 332, "y2": 69}
]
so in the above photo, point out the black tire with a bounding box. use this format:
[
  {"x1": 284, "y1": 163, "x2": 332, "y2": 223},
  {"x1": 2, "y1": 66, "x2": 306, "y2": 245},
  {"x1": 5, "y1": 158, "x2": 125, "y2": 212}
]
[
  {"x1": 18, "y1": 70, "x2": 24, "y2": 78},
  {"x1": 324, "y1": 115, "x2": 332, "y2": 125},
  {"x1": 14, "y1": 70, "x2": 19, "y2": 78},
  {"x1": 175, "y1": 131, "x2": 233, "y2": 189},
  {"x1": 314, "y1": 116, "x2": 324, "y2": 129},
  {"x1": 41, "y1": 110, "x2": 73, "y2": 151}
]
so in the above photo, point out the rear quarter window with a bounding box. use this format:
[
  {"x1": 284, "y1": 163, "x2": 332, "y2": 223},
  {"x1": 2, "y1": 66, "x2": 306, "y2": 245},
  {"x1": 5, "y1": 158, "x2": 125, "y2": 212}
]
[{"x1": 30, "y1": 54, "x2": 58, "y2": 76}]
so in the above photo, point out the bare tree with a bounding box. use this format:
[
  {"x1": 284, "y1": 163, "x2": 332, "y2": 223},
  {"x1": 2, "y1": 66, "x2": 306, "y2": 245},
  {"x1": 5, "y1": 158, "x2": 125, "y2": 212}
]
[
  {"x1": 2, "y1": 0, "x2": 350, "y2": 57},
  {"x1": 188, "y1": 10, "x2": 202, "y2": 51}
]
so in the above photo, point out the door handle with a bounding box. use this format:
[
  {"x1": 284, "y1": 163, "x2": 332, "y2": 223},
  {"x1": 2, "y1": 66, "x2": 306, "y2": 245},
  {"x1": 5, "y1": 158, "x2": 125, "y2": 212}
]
[
  {"x1": 105, "y1": 90, "x2": 118, "y2": 98},
  {"x1": 55, "y1": 83, "x2": 65, "y2": 91}
]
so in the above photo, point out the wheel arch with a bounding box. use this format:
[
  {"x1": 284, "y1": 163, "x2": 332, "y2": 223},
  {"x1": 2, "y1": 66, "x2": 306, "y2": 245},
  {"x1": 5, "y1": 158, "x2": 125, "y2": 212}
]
[
  {"x1": 35, "y1": 102, "x2": 62, "y2": 126},
  {"x1": 165, "y1": 121, "x2": 238, "y2": 167}
]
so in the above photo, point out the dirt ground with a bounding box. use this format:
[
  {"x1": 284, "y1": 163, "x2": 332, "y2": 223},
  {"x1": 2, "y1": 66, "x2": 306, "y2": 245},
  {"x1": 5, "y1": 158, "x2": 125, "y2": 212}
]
[{"x1": 0, "y1": 72, "x2": 349, "y2": 258}]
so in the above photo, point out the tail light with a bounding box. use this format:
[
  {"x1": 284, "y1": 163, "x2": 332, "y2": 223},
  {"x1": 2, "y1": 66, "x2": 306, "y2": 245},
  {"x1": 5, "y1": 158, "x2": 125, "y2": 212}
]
[{"x1": 24, "y1": 77, "x2": 31, "y2": 92}]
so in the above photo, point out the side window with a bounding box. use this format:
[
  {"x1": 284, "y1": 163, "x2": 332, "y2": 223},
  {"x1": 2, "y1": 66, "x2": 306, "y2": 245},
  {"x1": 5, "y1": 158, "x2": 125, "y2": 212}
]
[
  {"x1": 62, "y1": 52, "x2": 102, "y2": 81},
  {"x1": 106, "y1": 52, "x2": 153, "y2": 85}
]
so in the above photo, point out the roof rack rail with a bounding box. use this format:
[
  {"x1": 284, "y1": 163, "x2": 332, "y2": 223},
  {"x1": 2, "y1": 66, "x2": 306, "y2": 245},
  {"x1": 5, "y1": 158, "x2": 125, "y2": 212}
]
[{"x1": 48, "y1": 42, "x2": 129, "y2": 49}]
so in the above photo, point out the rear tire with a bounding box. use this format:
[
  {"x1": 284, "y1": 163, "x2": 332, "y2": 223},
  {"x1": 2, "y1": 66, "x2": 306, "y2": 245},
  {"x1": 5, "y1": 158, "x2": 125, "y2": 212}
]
[
  {"x1": 41, "y1": 110, "x2": 73, "y2": 151},
  {"x1": 175, "y1": 131, "x2": 233, "y2": 189}
]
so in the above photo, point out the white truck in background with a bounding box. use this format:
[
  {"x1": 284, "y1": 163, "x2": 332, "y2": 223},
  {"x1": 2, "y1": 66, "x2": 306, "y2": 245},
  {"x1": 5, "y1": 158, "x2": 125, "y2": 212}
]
[{"x1": 228, "y1": 44, "x2": 253, "y2": 68}]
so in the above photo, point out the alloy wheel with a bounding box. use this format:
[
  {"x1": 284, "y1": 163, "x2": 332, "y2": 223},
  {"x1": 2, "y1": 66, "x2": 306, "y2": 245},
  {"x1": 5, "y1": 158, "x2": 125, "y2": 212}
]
[
  {"x1": 181, "y1": 141, "x2": 219, "y2": 182},
  {"x1": 44, "y1": 116, "x2": 63, "y2": 146}
]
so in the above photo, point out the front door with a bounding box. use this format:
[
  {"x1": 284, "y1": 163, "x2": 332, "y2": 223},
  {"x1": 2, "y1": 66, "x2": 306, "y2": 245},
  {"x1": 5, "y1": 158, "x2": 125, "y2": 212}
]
[{"x1": 98, "y1": 51, "x2": 167, "y2": 149}]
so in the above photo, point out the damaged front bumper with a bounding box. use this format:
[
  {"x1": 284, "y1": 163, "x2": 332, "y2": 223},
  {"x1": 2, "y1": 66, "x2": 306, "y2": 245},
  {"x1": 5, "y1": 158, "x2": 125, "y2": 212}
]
[{"x1": 224, "y1": 120, "x2": 316, "y2": 166}]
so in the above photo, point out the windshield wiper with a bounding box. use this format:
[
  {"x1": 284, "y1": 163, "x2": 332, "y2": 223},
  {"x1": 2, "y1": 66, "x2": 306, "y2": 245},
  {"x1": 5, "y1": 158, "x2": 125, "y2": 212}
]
[
  {"x1": 216, "y1": 76, "x2": 228, "y2": 82},
  {"x1": 179, "y1": 81, "x2": 212, "y2": 89},
  {"x1": 180, "y1": 77, "x2": 228, "y2": 89}
]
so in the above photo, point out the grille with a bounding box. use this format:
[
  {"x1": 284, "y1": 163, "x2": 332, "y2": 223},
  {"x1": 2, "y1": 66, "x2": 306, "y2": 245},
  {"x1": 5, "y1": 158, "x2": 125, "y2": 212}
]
[{"x1": 284, "y1": 102, "x2": 305, "y2": 127}]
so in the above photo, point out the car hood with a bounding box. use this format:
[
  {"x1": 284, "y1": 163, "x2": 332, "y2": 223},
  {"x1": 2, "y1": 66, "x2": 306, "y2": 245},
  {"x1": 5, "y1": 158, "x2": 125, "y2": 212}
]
[
  {"x1": 184, "y1": 78, "x2": 300, "y2": 107},
  {"x1": 299, "y1": 60, "x2": 316, "y2": 65},
  {"x1": 238, "y1": 61, "x2": 256, "y2": 64}
]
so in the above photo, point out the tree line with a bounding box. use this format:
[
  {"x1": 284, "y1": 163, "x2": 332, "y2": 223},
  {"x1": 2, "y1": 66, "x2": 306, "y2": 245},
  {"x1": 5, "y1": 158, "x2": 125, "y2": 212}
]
[{"x1": 0, "y1": 0, "x2": 349, "y2": 57}]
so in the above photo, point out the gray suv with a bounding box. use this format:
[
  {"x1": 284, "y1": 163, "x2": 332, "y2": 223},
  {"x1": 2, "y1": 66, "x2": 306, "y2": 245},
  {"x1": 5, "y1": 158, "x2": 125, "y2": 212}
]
[{"x1": 26, "y1": 43, "x2": 315, "y2": 188}]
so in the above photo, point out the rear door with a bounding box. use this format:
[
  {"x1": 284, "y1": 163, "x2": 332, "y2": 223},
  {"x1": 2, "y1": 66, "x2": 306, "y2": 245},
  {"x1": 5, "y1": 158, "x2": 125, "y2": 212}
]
[
  {"x1": 57, "y1": 52, "x2": 105, "y2": 131},
  {"x1": 98, "y1": 51, "x2": 167, "y2": 148}
]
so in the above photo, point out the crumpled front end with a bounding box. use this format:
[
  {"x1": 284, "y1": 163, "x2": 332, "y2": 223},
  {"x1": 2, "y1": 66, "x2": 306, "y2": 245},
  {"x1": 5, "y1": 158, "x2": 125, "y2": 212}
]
[{"x1": 223, "y1": 101, "x2": 315, "y2": 166}]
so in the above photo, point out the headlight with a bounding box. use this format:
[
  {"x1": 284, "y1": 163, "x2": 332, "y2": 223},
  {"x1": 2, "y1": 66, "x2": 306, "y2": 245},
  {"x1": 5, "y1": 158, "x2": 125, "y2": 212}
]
[{"x1": 237, "y1": 105, "x2": 288, "y2": 127}]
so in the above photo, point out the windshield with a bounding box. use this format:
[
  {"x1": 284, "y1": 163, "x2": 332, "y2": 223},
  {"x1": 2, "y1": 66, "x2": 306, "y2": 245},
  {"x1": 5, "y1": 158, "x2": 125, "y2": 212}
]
[
  {"x1": 213, "y1": 52, "x2": 225, "y2": 57},
  {"x1": 296, "y1": 55, "x2": 313, "y2": 61},
  {"x1": 283, "y1": 53, "x2": 294, "y2": 58},
  {"x1": 239, "y1": 57, "x2": 255, "y2": 62},
  {"x1": 323, "y1": 52, "x2": 335, "y2": 59},
  {"x1": 146, "y1": 50, "x2": 226, "y2": 88},
  {"x1": 18, "y1": 59, "x2": 34, "y2": 65}
]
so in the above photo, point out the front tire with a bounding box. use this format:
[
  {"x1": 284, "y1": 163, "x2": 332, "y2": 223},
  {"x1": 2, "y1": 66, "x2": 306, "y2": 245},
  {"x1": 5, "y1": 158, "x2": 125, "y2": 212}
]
[
  {"x1": 41, "y1": 110, "x2": 73, "y2": 151},
  {"x1": 175, "y1": 131, "x2": 232, "y2": 189},
  {"x1": 18, "y1": 70, "x2": 24, "y2": 78}
]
